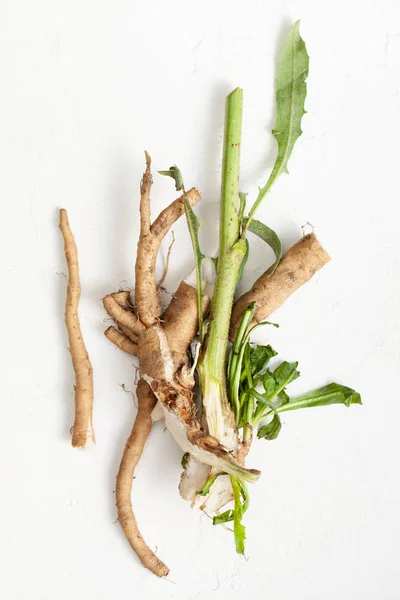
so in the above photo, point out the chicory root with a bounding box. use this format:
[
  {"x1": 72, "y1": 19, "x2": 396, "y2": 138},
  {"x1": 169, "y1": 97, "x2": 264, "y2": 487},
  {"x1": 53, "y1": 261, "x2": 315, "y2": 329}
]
[
  {"x1": 59, "y1": 208, "x2": 94, "y2": 447},
  {"x1": 230, "y1": 233, "x2": 331, "y2": 340}
]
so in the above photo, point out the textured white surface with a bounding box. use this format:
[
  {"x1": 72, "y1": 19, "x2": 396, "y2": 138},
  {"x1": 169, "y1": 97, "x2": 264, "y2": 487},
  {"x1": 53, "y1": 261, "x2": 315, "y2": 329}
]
[{"x1": 1, "y1": 1, "x2": 400, "y2": 598}]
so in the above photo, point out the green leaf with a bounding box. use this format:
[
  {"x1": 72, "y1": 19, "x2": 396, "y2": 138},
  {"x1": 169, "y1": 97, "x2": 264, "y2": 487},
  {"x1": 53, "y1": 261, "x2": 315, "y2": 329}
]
[
  {"x1": 277, "y1": 389, "x2": 290, "y2": 405},
  {"x1": 184, "y1": 199, "x2": 206, "y2": 342},
  {"x1": 272, "y1": 361, "x2": 300, "y2": 389},
  {"x1": 253, "y1": 361, "x2": 300, "y2": 423},
  {"x1": 213, "y1": 510, "x2": 234, "y2": 526},
  {"x1": 238, "y1": 192, "x2": 247, "y2": 222},
  {"x1": 247, "y1": 219, "x2": 282, "y2": 276},
  {"x1": 248, "y1": 344, "x2": 277, "y2": 379},
  {"x1": 231, "y1": 476, "x2": 246, "y2": 554},
  {"x1": 278, "y1": 383, "x2": 362, "y2": 413},
  {"x1": 262, "y1": 371, "x2": 276, "y2": 396},
  {"x1": 258, "y1": 414, "x2": 282, "y2": 440},
  {"x1": 272, "y1": 20, "x2": 308, "y2": 174},
  {"x1": 236, "y1": 238, "x2": 250, "y2": 284},
  {"x1": 158, "y1": 165, "x2": 184, "y2": 191},
  {"x1": 246, "y1": 21, "x2": 309, "y2": 226}
]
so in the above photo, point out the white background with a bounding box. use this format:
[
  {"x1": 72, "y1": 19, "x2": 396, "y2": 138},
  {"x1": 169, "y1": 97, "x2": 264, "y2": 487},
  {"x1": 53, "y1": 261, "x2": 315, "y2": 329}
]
[{"x1": 1, "y1": 1, "x2": 399, "y2": 599}]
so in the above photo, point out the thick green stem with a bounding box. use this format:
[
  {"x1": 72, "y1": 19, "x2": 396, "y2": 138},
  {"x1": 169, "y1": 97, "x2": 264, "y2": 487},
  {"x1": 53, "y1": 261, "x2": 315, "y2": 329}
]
[{"x1": 199, "y1": 88, "x2": 246, "y2": 439}]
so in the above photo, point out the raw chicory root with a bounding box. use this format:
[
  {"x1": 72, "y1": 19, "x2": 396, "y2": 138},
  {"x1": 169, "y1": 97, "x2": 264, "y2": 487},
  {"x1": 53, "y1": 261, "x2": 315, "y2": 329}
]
[
  {"x1": 59, "y1": 208, "x2": 95, "y2": 447},
  {"x1": 230, "y1": 233, "x2": 331, "y2": 340},
  {"x1": 116, "y1": 378, "x2": 169, "y2": 577},
  {"x1": 102, "y1": 155, "x2": 209, "y2": 576}
]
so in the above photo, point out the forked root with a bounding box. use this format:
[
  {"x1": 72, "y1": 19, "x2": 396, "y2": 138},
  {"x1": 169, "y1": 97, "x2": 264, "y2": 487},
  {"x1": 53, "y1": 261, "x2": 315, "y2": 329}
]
[
  {"x1": 59, "y1": 209, "x2": 94, "y2": 447},
  {"x1": 116, "y1": 379, "x2": 169, "y2": 577}
]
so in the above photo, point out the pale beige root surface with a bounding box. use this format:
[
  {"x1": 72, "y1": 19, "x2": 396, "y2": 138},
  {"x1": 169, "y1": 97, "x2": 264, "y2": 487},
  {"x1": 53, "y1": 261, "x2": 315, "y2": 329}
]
[
  {"x1": 134, "y1": 152, "x2": 201, "y2": 328},
  {"x1": 59, "y1": 208, "x2": 94, "y2": 448},
  {"x1": 179, "y1": 456, "x2": 234, "y2": 513},
  {"x1": 158, "y1": 231, "x2": 175, "y2": 287},
  {"x1": 102, "y1": 156, "x2": 203, "y2": 576},
  {"x1": 102, "y1": 294, "x2": 145, "y2": 337},
  {"x1": 230, "y1": 233, "x2": 331, "y2": 340},
  {"x1": 163, "y1": 281, "x2": 210, "y2": 371},
  {"x1": 138, "y1": 325, "x2": 260, "y2": 482},
  {"x1": 116, "y1": 379, "x2": 169, "y2": 577},
  {"x1": 104, "y1": 326, "x2": 137, "y2": 355}
]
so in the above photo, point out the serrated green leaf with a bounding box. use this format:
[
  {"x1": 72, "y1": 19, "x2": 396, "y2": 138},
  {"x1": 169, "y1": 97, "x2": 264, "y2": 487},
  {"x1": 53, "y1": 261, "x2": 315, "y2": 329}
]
[
  {"x1": 247, "y1": 219, "x2": 282, "y2": 276},
  {"x1": 246, "y1": 21, "x2": 309, "y2": 226},
  {"x1": 258, "y1": 414, "x2": 282, "y2": 440},
  {"x1": 278, "y1": 383, "x2": 362, "y2": 413},
  {"x1": 272, "y1": 20, "x2": 308, "y2": 174},
  {"x1": 158, "y1": 165, "x2": 184, "y2": 191}
]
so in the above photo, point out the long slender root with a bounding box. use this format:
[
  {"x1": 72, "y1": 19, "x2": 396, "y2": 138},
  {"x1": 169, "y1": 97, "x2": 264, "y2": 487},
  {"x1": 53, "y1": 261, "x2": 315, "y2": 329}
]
[
  {"x1": 116, "y1": 379, "x2": 169, "y2": 577},
  {"x1": 230, "y1": 233, "x2": 331, "y2": 339},
  {"x1": 59, "y1": 208, "x2": 95, "y2": 447}
]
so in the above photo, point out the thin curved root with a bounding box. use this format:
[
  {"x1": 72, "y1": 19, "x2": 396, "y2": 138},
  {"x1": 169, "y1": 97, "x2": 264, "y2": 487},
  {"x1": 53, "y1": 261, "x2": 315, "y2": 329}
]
[{"x1": 116, "y1": 379, "x2": 169, "y2": 577}]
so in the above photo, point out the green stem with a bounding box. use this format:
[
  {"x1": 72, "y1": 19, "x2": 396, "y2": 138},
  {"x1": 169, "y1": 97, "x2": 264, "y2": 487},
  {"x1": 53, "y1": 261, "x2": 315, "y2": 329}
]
[
  {"x1": 199, "y1": 88, "x2": 246, "y2": 435},
  {"x1": 242, "y1": 343, "x2": 254, "y2": 443}
]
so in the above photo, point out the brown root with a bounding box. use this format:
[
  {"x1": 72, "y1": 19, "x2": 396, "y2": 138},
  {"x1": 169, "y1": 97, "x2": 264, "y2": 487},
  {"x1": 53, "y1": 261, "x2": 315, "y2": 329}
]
[
  {"x1": 163, "y1": 281, "x2": 210, "y2": 371},
  {"x1": 112, "y1": 290, "x2": 132, "y2": 308},
  {"x1": 135, "y1": 153, "x2": 201, "y2": 328},
  {"x1": 230, "y1": 233, "x2": 331, "y2": 340},
  {"x1": 59, "y1": 209, "x2": 95, "y2": 447},
  {"x1": 105, "y1": 154, "x2": 210, "y2": 574},
  {"x1": 102, "y1": 294, "x2": 145, "y2": 337},
  {"x1": 116, "y1": 379, "x2": 169, "y2": 577},
  {"x1": 104, "y1": 326, "x2": 138, "y2": 355}
]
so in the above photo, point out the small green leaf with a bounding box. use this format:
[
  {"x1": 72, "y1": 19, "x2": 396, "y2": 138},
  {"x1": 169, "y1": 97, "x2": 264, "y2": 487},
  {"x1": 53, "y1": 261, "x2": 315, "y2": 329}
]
[
  {"x1": 183, "y1": 197, "x2": 206, "y2": 342},
  {"x1": 158, "y1": 165, "x2": 184, "y2": 191},
  {"x1": 236, "y1": 238, "x2": 249, "y2": 284},
  {"x1": 213, "y1": 510, "x2": 234, "y2": 525},
  {"x1": 247, "y1": 219, "x2": 282, "y2": 276},
  {"x1": 277, "y1": 389, "x2": 290, "y2": 405},
  {"x1": 272, "y1": 361, "x2": 300, "y2": 389},
  {"x1": 262, "y1": 371, "x2": 276, "y2": 396},
  {"x1": 248, "y1": 344, "x2": 277, "y2": 379},
  {"x1": 278, "y1": 383, "x2": 362, "y2": 413},
  {"x1": 238, "y1": 192, "x2": 247, "y2": 222},
  {"x1": 258, "y1": 414, "x2": 282, "y2": 440},
  {"x1": 231, "y1": 476, "x2": 246, "y2": 554}
]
